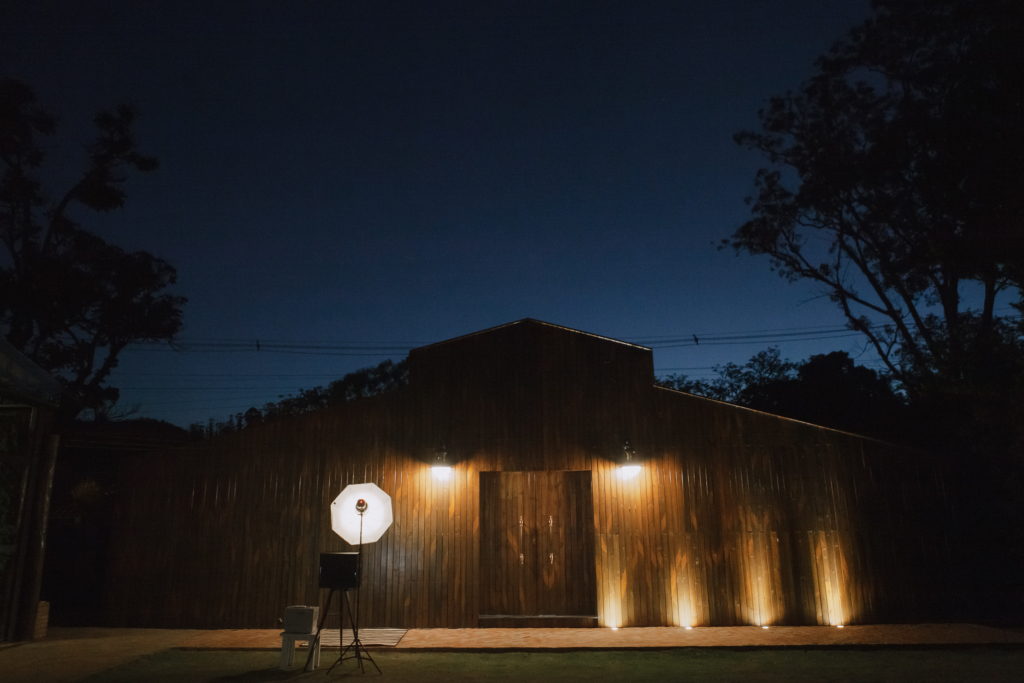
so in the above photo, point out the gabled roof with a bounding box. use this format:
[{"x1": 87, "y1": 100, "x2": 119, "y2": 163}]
[{"x1": 412, "y1": 318, "x2": 650, "y2": 353}]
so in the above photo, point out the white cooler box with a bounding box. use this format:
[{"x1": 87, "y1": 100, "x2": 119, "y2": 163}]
[{"x1": 283, "y1": 605, "x2": 319, "y2": 633}]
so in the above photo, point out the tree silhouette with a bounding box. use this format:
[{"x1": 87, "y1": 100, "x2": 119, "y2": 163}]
[
  {"x1": 727, "y1": 1, "x2": 1023, "y2": 391},
  {"x1": 658, "y1": 347, "x2": 797, "y2": 405},
  {"x1": 725, "y1": 0, "x2": 1024, "y2": 618},
  {"x1": 658, "y1": 348, "x2": 904, "y2": 441},
  {"x1": 0, "y1": 79, "x2": 185, "y2": 423},
  {"x1": 193, "y1": 358, "x2": 410, "y2": 436}
]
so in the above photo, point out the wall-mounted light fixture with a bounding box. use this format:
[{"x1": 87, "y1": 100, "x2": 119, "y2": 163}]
[
  {"x1": 431, "y1": 443, "x2": 451, "y2": 478},
  {"x1": 619, "y1": 440, "x2": 642, "y2": 479}
]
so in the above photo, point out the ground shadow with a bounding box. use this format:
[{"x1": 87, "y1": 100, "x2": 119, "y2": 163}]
[{"x1": 210, "y1": 659, "x2": 379, "y2": 682}]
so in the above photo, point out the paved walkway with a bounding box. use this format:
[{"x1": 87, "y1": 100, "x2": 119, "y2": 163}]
[
  {"x1": 174, "y1": 623, "x2": 1024, "y2": 651},
  {"x1": 2, "y1": 624, "x2": 1021, "y2": 682},
  {"x1": 397, "y1": 624, "x2": 1024, "y2": 650}
]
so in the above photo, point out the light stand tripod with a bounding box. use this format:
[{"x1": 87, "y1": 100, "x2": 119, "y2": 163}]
[
  {"x1": 309, "y1": 484, "x2": 392, "y2": 674},
  {"x1": 329, "y1": 499, "x2": 379, "y2": 674}
]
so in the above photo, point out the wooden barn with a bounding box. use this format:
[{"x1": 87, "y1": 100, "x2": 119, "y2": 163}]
[
  {"x1": 103, "y1": 319, "x2": 954, "y2": 629},
  {"x1": 1, "y1": 335, "x2": 62, "y2": 641}
]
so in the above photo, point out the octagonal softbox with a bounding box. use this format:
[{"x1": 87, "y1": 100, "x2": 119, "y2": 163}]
[{"x1": 330, "y1": 483, "x2": 393, "y2": 545}]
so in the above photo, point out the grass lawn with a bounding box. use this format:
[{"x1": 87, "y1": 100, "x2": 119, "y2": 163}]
[{"x1": 80, "y1": 648, "x2": 1024, "y2": 683}]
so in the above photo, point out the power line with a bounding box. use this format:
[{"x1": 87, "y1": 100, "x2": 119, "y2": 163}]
[
  {"x1": 160, "y1": 312, "x2": 1019, "y2": 346},
  {"x1": 643, "y1": 327, "x2": 854, "y2": 347},
  {"x1": 126, "y1": 348, "x2": 404, "y2": 356},
  {"x1": 122, "y1": 328, "x2": 868, "y2": 356},
  {"x1": 127, "y1": 394, "x2": 294, "y2": 407},
  {"x1": 628, "y1": 323, "x2": 853, "y2": 341},
  {"x1": 646, "y1": 333, "x2": 864, "y2": 348},
  {"x1": 113, "y1": 372, "x2": 350, "y2": 378},
  {"x1": 114, "y1": 386, "x2": 329, "y2": 391},
  {"x1": 137, "y1": 402, "x2": 305, "y2": 415},
  {"x1": 134, "y1": 337, "x2": 430, "y2": 344},
  {"x1": 111, "y1": 316, "x2": 1020, "y2": 403}
]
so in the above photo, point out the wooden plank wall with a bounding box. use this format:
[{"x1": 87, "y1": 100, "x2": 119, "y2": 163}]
[
  {"x1": 478, "y1": 471, "x2": 598, "y2": 621},
  {"x1": 590, "y1": 389, "x2": 953, "y2": 627},
  {"x1": 103, "y1": 322, "x2": 954, "y2": 629}
]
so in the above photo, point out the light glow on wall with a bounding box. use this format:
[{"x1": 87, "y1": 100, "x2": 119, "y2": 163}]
[
  {"x1": 431, "y1": 465, "x2": 451, "y2": 478},
  {"x1": 597, "y1": 463, "x2": 858, "y2": 630},
  {"x1": 619, "y1": 465, "x2": 642, "y2": 479}
]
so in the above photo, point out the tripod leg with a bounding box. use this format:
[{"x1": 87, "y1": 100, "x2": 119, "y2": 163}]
[
  {"x1": 330, "y1": 589, "x2": 360, "y2": 673},
  {"x1": 351, "y1": 587, "x2": 364, "y2": 673},
  {"x1": 359, "y1": 642, "x2": 381, "y2": 674},
  {"x1": 338, "y1": 587, "x2": 381, "y2": 675},
  {"x1": 304, "y1": 588, "x2": 334, "y2": 672}
]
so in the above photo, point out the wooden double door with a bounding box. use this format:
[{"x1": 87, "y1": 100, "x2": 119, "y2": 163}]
[{"x1": 479, "y1": 471, "x2": 598, "y2": 623}]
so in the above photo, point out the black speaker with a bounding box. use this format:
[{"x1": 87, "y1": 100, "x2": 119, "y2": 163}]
[{"x1": 319, "y1": 552, "x2": 360, "y2": 589}]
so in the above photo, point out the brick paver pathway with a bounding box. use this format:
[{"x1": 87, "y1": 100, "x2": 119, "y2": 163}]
[
  {"x1": 397, "y1": 624, "x2": 1024, "y2": 650},
  {"x1": 172, "y1": 623, "x2": 1024, "y2": 651}
]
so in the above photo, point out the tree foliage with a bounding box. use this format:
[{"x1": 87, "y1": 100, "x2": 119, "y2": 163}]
[
  {"x1": 658, "y1": 348, "x2": 904, "y2": 440},
  {"x1": 727, "y1": 2, "x2": 1024, "y2": 613},
  {"x1": 727, "y1": 0, "x2": 1024, "y2": 392},
  {"x1": 0, "y1": 79, "x2": 185, "y2": 423},
  {"x1": 192, "y1": 358, "x2": 409, "y2": 437},
  {"x1": 658, "y1": 348, "x2": 797, "y2": 405}
]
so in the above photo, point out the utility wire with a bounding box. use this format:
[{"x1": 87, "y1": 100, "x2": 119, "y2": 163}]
[
  {"x1": 112, "y1": 314, "x2": 1019, "y2": 400},
  {"x1": 127, "y1": 348, "x2": 403, "y2": 356},
  {"x1": 122, "y1": 327, "x2": 866, "y2": 355},
  {"x1": 112, "y1": 386, "x2": 322, "y2": 394},
  {"x1": 111, "y1": 306, "x2": 1024, "y2": 358},
  {"x1": 645, "y1": 332, "x2": 862, "y2": 348},
  {"x1": 112, "y1": 372, "x2": 351, "y2": 378},
  {"x1": 133, "y1": 311, "x2": 1020, "y2": 349}
]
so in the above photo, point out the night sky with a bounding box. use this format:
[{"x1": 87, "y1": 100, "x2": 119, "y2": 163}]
[{"x1": 2, "y1": 0, "x2": 884, "y2": 428}]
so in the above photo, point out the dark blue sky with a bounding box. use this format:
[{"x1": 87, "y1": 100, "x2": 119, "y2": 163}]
[{"x1": 3, "y1": 0, "x2": 890, "y2": 427}]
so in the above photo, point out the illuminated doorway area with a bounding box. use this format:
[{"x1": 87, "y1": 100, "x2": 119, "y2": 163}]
[{"x1": 478, "y1": 471, "x2": 598, "y2": 627}]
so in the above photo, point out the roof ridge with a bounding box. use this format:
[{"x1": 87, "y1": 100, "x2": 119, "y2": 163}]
[{"x1": 410, "y1": 319, "x2": 650, "y2": 352}]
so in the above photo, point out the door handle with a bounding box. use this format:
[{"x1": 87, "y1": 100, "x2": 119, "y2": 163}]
[
  {"x1": 520, "y1": 553, "x2": 524, "y2": 566},
  {"x1": 549, "y1": 553, "x2": 553, "y2": 565}
]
